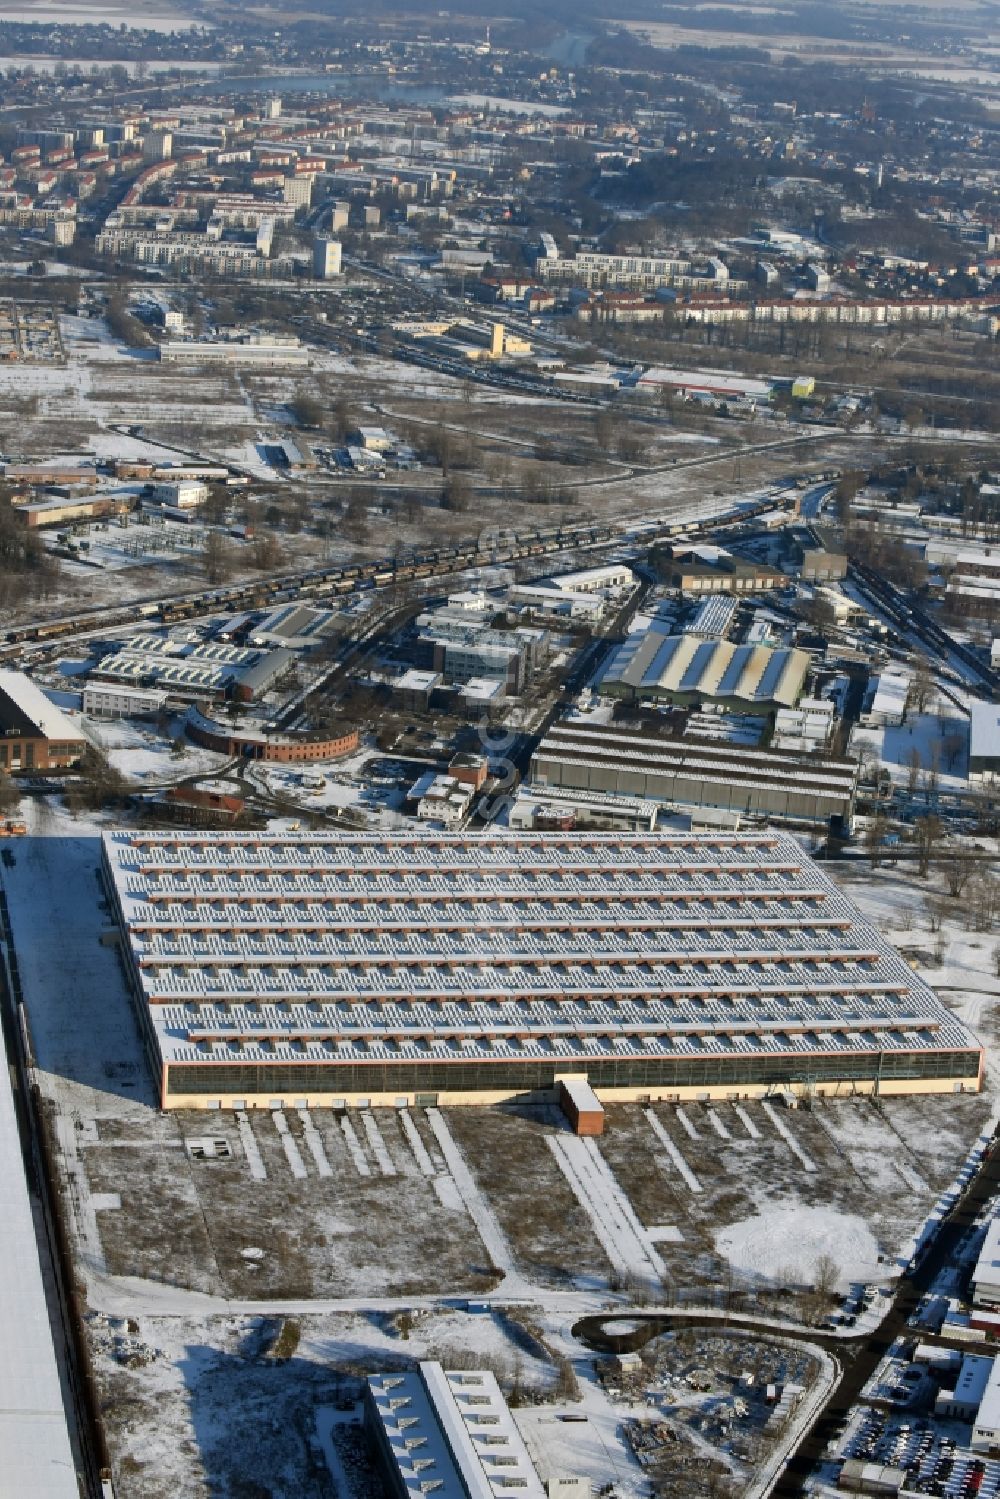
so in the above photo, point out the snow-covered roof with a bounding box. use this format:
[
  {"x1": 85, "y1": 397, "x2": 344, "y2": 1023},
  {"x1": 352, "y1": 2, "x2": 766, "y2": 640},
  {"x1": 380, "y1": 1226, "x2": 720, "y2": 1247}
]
[
  {"x1": 0, "y1": 670, "x2": 85, "y2": 743},
  {"x1": 599, "y1": 631, "x2": 810, "y2": 708},
  {"x1": 0, "y1": 1018, "x2": 78, "y2": 1497},
  {"x1": 534, "y1": 723, "x2": 857, "y2": 806},
  {"x1": 970, "y1": 700, "x2": 1000, "y2": 761},
  {"x1": 100, "y1": 830, "x2": 978, "y2": 1073},
  {"x1": 367, "y1": 1363, "x2": 545, "y2": 1499}
]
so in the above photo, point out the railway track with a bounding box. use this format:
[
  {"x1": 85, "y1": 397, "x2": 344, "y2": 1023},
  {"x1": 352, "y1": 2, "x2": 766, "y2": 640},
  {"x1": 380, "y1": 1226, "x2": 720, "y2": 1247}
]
[{"x1": 1, "y1": 491, "x2": 793, "y2": 657}]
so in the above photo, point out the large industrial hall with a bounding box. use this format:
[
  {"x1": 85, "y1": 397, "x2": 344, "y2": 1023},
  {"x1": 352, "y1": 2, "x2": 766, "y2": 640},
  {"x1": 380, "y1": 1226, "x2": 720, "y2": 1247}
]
[{"x1": 100, "y1": 830, "x2": 983, "y2": 1111}]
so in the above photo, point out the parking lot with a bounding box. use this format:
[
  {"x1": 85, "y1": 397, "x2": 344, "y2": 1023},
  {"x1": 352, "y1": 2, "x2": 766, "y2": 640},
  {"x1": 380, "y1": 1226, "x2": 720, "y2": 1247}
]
[{"x1": 844, "y1": 1409, "x2": 1000, "y2": 1497}]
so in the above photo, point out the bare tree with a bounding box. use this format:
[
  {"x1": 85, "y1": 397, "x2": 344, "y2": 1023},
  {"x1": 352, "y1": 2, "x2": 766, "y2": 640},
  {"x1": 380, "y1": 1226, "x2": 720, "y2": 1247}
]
[
  {"x1": 441, "y1": 473, "x2": 471, "y2": 512},
  {"x1": 943, "y1": 851, "x2": 975, "y2": 898},
  {"x1": 906, "y1": 747, "x2": 922, "y2": 798},
  {"x1": 925, "y1": 893, "x2": 950, "y2": 932},
  {"x1": 909, "y1": 655, "x2": 934, "y2": 715},
  {"x1": 202, "y1": 530, "x2": 232, "y2": 584},
  {"x1": 969, "y1": 872, "x2": 1000, "y2": 932},
  {"x1": 913, "y1": 814, "x2": 943, "y2": 878},
  {"x1": 942, "y1": 730, "x2": 966, "y2": 773},
  {"x1": 864, "y1": 814, "x2": 889, "y2": 869}
]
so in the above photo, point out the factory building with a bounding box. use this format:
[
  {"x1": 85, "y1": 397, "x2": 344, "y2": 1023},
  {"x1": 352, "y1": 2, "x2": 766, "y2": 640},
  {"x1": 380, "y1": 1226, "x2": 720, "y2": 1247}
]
[
  {"x1": 14, "y1": 494, "x2": 125, "y2": 530},
  {"x1": 599, "y1": 627, "x2": 810, "y2": 711},
  {"x1": 100, "y1": 829, "x2": 981, "y2": 1111},
  {"x1": 637, "y1": 367, "x2": 772, "y2": 404},
  {"x1": 91, "y1": 638, "x2": 294, "y2": 704},
  {"x1": 158, "y1": 335, "x2": 309, "y2": 367},
  {"x1": 657, "y1": 546, "x2": 786, "y2": 595},
  {"x1": 365, "y1": 1363, "x2": 546, "y2": 1499},
  {"x1": 531, "y1": 721, "x2": 857, "y2": 829},
  {"x1": 0, "y1": 670, "x2": 86, "y2": 771}
]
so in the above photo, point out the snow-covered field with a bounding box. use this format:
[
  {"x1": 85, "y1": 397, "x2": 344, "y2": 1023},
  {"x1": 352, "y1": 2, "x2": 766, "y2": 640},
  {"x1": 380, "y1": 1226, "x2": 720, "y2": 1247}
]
[
  {"x1": 716, "y1": 1206, "x2": 882, "y2": 1292},
  {"x1": 82, "y1": 715, "x2": 229, "y2": 782}
]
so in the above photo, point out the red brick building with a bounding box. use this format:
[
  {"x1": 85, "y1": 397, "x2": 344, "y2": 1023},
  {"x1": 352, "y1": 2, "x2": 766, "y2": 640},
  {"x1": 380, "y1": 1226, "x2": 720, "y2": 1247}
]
[
  {"x1": 0, "y1": 670, "x2": 86, "y2": 772},
  {"x1": 186, "y1": 706, "x2": 358, "y2": 764}
]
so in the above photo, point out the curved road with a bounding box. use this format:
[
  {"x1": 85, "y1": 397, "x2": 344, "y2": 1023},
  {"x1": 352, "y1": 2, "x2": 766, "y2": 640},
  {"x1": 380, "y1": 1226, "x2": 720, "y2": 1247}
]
[{"x1": 570, "y1": 1122, "x2": 1000, "y2": 1496}]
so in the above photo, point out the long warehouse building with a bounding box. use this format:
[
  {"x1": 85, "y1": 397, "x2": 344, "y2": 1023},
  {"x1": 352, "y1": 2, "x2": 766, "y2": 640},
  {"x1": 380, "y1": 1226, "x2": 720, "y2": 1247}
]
[
  {"x1": 531, "y1": 721, "x2": 858, "y2": 829},
  {"x1": 599, "y1": 628, "x2": 811, "y2": 709},
  {"x1": 100, "y1": 830, "x2": 981, "y2": 1110},
  {"x1": 366, "y1": 1362, "x2": 544, "y2": 1499}
]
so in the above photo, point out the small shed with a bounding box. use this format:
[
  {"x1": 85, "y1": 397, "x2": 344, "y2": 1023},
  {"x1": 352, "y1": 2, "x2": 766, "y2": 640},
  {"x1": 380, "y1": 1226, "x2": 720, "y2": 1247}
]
[{"x1": 557, "y1": 1075, "x2": 605, "y2": 1136}]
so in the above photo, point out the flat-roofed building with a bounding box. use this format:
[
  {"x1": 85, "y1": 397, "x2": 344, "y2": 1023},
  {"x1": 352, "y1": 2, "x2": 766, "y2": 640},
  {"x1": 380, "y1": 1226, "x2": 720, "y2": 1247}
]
[
  {"x1": 508, "y1": 585, "x2": 605, "y2": 623},
  {"x1": 531, "y1": 720, "x2": 857, "y2": 829},
  {"x1": 150, "y1": 479, "x2": 208, "y2": 509},
  {"x1": 0, "y1": 670, "x2": 86, "y2": 771},
  {"x1": 969, "y1": 701, "x2": 1000, "y2": 780},
  {"x1": 82, "y1": 684, "x2": 169, "y2": 720},
  {"x1": 837, "y1": 1461, "x2": 905, "y2": 1495},
  {"x1": 972, "y1": 1220, "x2": 1000, "y2": 1308},
  {"x1": 599, "y1": 628, "x2": 809, "y2": 711},
  {"x1": 365, "y1": 1363, "x2": 545, "y2": 1499},
  {"x1": 0, "y1": 996, "x2": 79, "y2": 1499},
  {"x1": 860, "y1": 671, "x2": 909, "y2": 729},
  {"x1": 100, "y1": 829, "x2": 981, "y2": 1111},
  {"x1": 313, "y1": 235, "x2": 342, "y2": 278},
  {"x1": 936, "y1": 1352, "x2": 994, "y2": 1422},
  {"x1": 509, "y1": 785, "x2": 658, "y2": 834},
  {"x1": 973, "y1": 1358, "x2": 1000, "y2": 1453}
]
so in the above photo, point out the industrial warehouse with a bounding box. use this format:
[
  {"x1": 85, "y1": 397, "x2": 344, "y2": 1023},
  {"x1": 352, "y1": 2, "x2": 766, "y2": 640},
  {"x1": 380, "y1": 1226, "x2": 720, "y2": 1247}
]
[
  {"x1": 100, "y1": 830, "x2": 982, "y2": 1111},
  {"x1": 365, "y1": 1363, "x2": 545, "y2": 1499},
  {"x1": 530, "y1": 721, "x2": 859, "y2": 829},
  {"x1": 598, "y1": 628, "x2": 811, "y2": 710}
]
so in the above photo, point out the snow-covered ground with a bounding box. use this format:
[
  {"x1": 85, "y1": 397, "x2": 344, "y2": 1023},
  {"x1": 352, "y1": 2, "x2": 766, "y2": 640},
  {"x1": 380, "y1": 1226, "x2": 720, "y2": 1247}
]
[
  {"x1": 716, "y1": 1205, "x2": 882, "y2": 1293},
  {"x1": 82, "y1": 715, "x2": 230, "y2": 783},
  {"x1": 851, "y1": 703, "x2": 970, "y2": 791}
]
